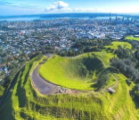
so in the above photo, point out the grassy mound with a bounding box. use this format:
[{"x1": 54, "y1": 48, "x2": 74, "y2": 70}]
[
  {"x1": 39, "y1": 52, "x2": 114, "y2": 90},
  {"x1": 0, "y1": 56, "x2": 138, "y2": 120},
  {"x1": 105, "y1": 41, "x2": 132, "y2": 50},
  {"x1": 126, "y1": 36, "x2": 139, "y2": 41}
]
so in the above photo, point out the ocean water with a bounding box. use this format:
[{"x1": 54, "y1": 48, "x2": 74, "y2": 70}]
[
  {"x1": 0, "y1": 13, "x2": 134, "y2": 22},
  {"x1": 0, "y1": 16, "x2": 112, "y2": 21},
  {"x1": 0, "y1": 17, "x2": 59, "y2": 21}
]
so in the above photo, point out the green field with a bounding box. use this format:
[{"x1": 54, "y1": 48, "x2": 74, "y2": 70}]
[
  {"x1": 105, "y1": 41, "x2": 132, "y2": 50},
  {"x1": 39, "y1": 51, "x2": 114, "y2": 91},
  {"x1": 0, "y1": 55, "x2": 138, "y2": 120},
  {"x1": 126, "y1": 36, "x2": 139, "y2": 41}
]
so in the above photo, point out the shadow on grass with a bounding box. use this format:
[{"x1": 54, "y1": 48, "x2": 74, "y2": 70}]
[
  {"x1": 20, "y1": 112, "x2": 33, "y2": 120},
  {"x1": 83, "y1": 57, "x2": 104, "y2": 74},
  {"x1": 0, "y1": 94, "x2": 15, "y2": 120},
  {"x1": 0, "y1": 67, "x2": 26, "y2": 120},
  {"x1": 23, "y1": 63, "x2": 33, "y2": 85},
  {"x1": 104, "y1": 67, "x2": 119, "y2": 74},
  {"x1": 90, "y1": 83, "x2": 100, "y2": 91},
  {"x1": 16, "y1": 80, "x2": 26, "y2": 108},
  {"x1": 0, "y1": 81, "x2": 17, "y2": 120},
  {"x1": 16, "y1": 61, "x2": 33, "y2": 108},
  {"x1": 130, "y1": 91, "x2": 139, "y2": 109}
]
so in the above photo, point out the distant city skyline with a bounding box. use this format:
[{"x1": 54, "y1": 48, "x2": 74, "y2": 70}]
[{"x1": 0, "y1": 0, "x2": 139, "y2": 15}]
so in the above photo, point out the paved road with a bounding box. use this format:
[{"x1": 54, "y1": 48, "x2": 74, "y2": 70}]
[{"x1": 32, "y1": 66, "x2": 58, "y2": 95}]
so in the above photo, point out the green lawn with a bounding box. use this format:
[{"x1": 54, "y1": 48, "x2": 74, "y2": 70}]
[
  {"x1": 39, "y1": 52, "x2": 114, "y2": 91},
  {"x1": 126, "y1": 36, "x2": 139, "y2": 41}
]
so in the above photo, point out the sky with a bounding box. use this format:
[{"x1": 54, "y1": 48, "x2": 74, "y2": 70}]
[{"x1": 0, "y1": 0, "x2": 139, "y2": 15}]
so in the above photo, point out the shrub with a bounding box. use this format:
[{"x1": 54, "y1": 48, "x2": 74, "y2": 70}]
[{"x1": 126, "y1": 79, "x2": 132, "y2": 86}]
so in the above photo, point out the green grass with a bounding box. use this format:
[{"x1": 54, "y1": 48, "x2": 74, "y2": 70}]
[
  {"x1": 126, "y1": 36, "x2": 139, "y2": 41},
  {"x1": 39, "y1": 52, "x2": 114, "y2": 91},
  {"x1": 0, "y1": 55, "x2": 138, "y2": 120},
  {"x1": 0, "y1": 85, "x2": 5, "y2": 98},
  {"x1": 105, "y1": 41, "x2": 132, "y2": 50},
  {"x1": 101, "y1": 73, "x2": 138, "y2": 120}
]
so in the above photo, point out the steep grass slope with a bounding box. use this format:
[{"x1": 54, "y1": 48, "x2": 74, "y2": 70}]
[{"x1": 0, "y1": 55, "x2": 138, "y2": 120}]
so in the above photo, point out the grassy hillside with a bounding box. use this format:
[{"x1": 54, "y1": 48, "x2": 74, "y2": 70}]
[
  {"x1": 105, "y1": 41, "x2": 132, "y2": 50},
  {"x1": 39, "y1": 51, "x2": 114, "y2": 90},
  {"x1": 0, "y1": 55, "x2": 138, "y2": 120},
  {"x1": 126, "y1": 36, "x2": 139, "y2": 41}
]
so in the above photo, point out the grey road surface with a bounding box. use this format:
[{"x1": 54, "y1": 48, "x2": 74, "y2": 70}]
[{"x1": 32, "y1": 66, "x2": 57, "y2": 95}]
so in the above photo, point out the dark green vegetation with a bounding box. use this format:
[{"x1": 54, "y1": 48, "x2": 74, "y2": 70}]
[
  {"x1": 0, "y1": 41, "x2": 139, "y2": 120},
  {"x1": 0, "y1": 85, "x2": 5, "y2": 98},
  {"x1": 56, "y1": 38, "x2": 112, "y2": 56}
]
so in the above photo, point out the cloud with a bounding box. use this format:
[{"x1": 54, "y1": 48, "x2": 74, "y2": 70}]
[
  {"x1": 45, "y1": 1, "x2": 100, "y2": 13},
  {"x1": 45, "y1": 1, "x2": 134, "y2": 13},
  {"x1": 45, "y1": 1, "x2": 69, "y2": 12}
]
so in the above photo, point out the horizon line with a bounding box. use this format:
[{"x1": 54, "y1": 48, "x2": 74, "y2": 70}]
[{"x1": 0, "y1": 12, "x2": 139, "y2": 17}]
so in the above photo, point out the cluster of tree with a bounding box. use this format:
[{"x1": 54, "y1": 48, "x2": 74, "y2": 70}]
[
  {"x1": 55, "y1": 49, "x2": 81, "y2": 57},
  {"x1": 72, "y1": 39, "x2": 111, "y2": 52},
  {"x1": 131, "y1": 84, "x2": 139, "y2": 101},
  {"x1": 134, "y1": 50, "x2": 139, "y2": 69},
  {"x1": 96, "y1": 74, "x2": 109, "y2": 89},
  {"x1": 110, "y1": 58, "x2": 139, "y2": 83},
  {"x1": 56, "y1": 38, "x2": 112, "y2": 57},
  {"x1": 114, "y1": 46, "x2": 131, "y2": 59},
  {"x1": 95, "y1": 70, "x2": 110, "y2": 90}
]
